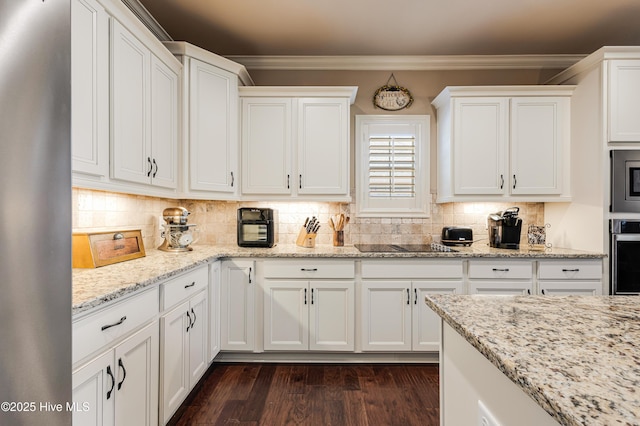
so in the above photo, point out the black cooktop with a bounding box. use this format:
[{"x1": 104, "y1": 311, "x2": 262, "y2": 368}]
[{"x1": 354, "y1": 243, "x2": 457, "y2": 253}]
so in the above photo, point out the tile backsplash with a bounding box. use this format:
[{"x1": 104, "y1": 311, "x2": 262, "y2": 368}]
[{"x1": 72, "y1": 188, "x2": 544, "y2": 249}]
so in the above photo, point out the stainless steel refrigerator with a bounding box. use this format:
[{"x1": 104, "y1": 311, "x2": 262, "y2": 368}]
[{"x1": 0, "y1": 1, "x2": 72, "y2": 425}]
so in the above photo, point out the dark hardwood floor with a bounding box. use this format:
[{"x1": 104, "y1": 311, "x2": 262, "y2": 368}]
[{"x1": 169, "y1": 363, "x2": 439, "y2": 425}]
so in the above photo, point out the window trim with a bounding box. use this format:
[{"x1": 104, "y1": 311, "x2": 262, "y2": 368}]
[{"x1": 355, "y1": 115, "x2": 430, "y2": 218}]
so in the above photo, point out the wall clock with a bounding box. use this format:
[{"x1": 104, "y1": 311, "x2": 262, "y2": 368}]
[{"x1": 373, "y1": 74, "x2": 414, "y2": 111}]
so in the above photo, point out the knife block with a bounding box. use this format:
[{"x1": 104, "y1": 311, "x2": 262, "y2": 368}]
[{"x1": 296, "y1": 226, "x2": 317, "y2": 248}]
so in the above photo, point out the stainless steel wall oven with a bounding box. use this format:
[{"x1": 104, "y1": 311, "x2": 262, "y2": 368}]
[
  {"x1": 611, "y1": 150, "x2": 640, "y2": 213},
  {"x1": 610, "y1": 219, "x2": 640, "y2": 295}
]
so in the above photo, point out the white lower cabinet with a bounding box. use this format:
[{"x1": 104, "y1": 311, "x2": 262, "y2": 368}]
[
  {"x1": 538, "y1": 259, "x2": 603, "y2": 295},
  {"x1": 468, "y1": 259, "x2": 534, "y2": 295},
  {"x1": 209, "y1": 260, "x2": 221, "y2": 361},
  {"x1": 263, "y1": 280, "x2": 355, "y2": 351},
  {"x1": 72, "y1": 321, "x2": 159, "y2": 426},
  {"x1": 360, "y1": 260, "x2": 463, "y2": 352},
  {"x1": 159, "y1": 266, "x2": 209, "y2": 424},
  {"x1": 261, "y1": 260, "x2": 356, "y2": 352},
  {"x1": 220, "y1": 260, "x2": 256, "y2": 351}
]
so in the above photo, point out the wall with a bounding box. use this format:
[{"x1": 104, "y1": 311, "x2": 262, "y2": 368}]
[{"x1": 73, "y1": 188, "x2": 544, "y2": 249}]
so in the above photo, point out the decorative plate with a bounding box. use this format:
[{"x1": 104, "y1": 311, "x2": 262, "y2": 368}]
[{"x1": 373, "y1": 84, "x2": 414, "y2": 111}]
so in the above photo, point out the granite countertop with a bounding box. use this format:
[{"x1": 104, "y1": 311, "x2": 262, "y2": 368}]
[
  {"x1": 425, "y1": 294, "x2": 640, "y2": 426},
  {"x1": 72, "y1": 243, "x2": 604, "y2": 316}
]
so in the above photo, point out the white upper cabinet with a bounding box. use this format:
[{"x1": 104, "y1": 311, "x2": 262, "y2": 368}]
[
  {"x1": 111, "y1": 19, "x2": 179, "y2": 190},
  {"x1": 71, "y1": 0, "x2": 109, "y2": 177},
  {"x1": 433, "y1": 86, "x2": 573, "y2": 202},
  {"x1": 240, "y1": 87, "x2": 357, "y2": 201},
  {"x1": 164, "y1": 42, "x2": 253, "y2": 199},
  {"x1": 608, "y1": 59, "x2": 640, "y2": 142}
]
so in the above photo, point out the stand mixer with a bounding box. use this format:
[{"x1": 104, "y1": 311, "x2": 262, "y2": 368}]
[{"x1": 158, "y1": 207, "x2": 198, "y2": 252}]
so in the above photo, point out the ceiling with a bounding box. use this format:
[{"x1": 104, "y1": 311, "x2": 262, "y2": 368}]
[{"x1": 137, "y1": 0, "x2": 640, "y2": 58}]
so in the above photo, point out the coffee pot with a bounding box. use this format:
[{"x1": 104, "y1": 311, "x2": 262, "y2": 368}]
[{"x1": 487, "y1": 207, "x2": 522, "y2": 249}]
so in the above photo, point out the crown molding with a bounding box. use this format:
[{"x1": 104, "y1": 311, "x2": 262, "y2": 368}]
[
  {"x1": 120, "y1": 0, "x2": 172, "y2": 41},
  {"x1": 224, "y1": 54, "x2": 586, "y2": 71}
]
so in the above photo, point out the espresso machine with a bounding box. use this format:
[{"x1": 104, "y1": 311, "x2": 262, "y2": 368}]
[
  {"x1": 158, "y1": 207, "x2": 199, "y2": 252},
  {"x1": 487, "y1": 207, "x2": 523, "y2": 249}
]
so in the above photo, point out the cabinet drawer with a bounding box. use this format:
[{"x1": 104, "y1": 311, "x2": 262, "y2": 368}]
[
  {"x1": 538, "y1": 260, "x2": 602, "y2": 280},
  {"x1": 73, "y1": 287, "x2": 158, "y2": 364},
  {"x1": 361, "y1": 260, "x2": 463, "y2": 279},
  {"x1": 468, "y1": 260, "x2": 533, "y2": 279},
  {"x1": 263, "y1": 260, "x2": 355, "y2": 279},
  {"x1": 161, "y1": 266, "x2": 209, "y2": 311}
]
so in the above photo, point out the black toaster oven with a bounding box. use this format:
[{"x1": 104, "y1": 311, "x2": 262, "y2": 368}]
[{"x1": 237, "y1": 208, "x2": 277, "y2": 248}]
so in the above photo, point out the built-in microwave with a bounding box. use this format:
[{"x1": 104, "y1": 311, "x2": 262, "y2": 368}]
[
  {"x1": 237, "y1": 208, "x2": 277, "y2": 248},
  {"x1": 611, "y1": 150, "x2": 640, "y2": 213}
]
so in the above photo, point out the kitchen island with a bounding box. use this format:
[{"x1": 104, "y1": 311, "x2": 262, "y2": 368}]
[{"x1": 425, "y1": 294, "x2": 640, "y2": 426}]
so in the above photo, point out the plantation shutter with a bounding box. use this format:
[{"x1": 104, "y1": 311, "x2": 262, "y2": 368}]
[{"x1": 368, "y1": 136, "x2": 416, "y2": 198}]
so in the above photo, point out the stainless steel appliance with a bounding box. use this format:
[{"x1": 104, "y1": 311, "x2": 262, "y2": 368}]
[
  {"x1": 611, "y1": 150, "x2": 640, "y2": 213},
  {"x1": 441, "y1": 226, "x2": 473, "y2": 246},
  {"x1": 237, "y1": 208, "x2": 277, "y2": 247},
  {"x1": 0, "y1": 1, "x2": 72, "y2": 424},
  {"x1": 610, "y1": 219, "x2": 640, "y2": 295},
  {"x1": 487, "y1": 207, "x2": 523, "y2": 249},
  {"x1": 159, "y1": 207, "x2": 199, "y2": 252}
]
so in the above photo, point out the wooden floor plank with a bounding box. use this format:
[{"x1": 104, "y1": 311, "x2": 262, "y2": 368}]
[{"x1": 169, "y1": 363, "x2": 440, "y2": 426}]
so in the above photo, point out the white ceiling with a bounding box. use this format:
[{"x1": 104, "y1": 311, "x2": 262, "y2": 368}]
[{"x1": 138, "y1": 0, "x2": 640, "y2": 58}]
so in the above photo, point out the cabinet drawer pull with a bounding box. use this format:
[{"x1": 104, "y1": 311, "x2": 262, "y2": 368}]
[
  {"x1": 230, "y1": 171, "x2": 234, "y2": 187},
  {"x1": 562, "y1": 268, "x2": 580, "y2": 272},
  {"x1": 191, "y1": 308, "x2": 196, "y2": 328},
  {"x1": 287, "y1": 174, "x2": 290, "y2": 189},
  {"x1": 311, "y1": 288, "x2": 314, "y2": 305},
  {"x1": 541, "y1": 289, "x2": 546, "y2": 295},
  {"x1": 513, "y1": 174, "x2": 517, "y2": 189},
  {"x1": 527, "y1": 289, "x2": 531, "y2": 295},
  {"x1": 184, "y1": 281, "x2": 196, "y2": 289},
  {"x1": 248, "y1": 267, "x2": 252, "y2": 284},
  {"x1": 106, "y1": 365, "x2": 115, "y2": 400},
  {"x1": 407, "y1": 288, "x2": 410, "y2": 305},
  {"x1": 304, "y1": 288, "x2": 307, "y2": 305},
  {"x1": 147, "y1": 157, "x2": 152, "y2": 177},
  {"x1": 152, "y1": 158, "x2": 158, "y2": 178},
  {"x1": 117, "y1": 358, "x2": 126, "y2": 391},
  {"x1": 500, "y1": 174, "x2": 504, "y2": 189},
  {"x1": 299, "y1": 174, "x2": 302, "y2": 189},
  {"x1": 414, "y1": 288, "x2": 417, "y2": 305},
  {"x1": 300, "y1": 268, "x2": 318, "y2": 272},
  {"x1": 492, "y1": 268, "x2": 510, "y2": 272},
  {"x1": 101, "y1": 316, "x2": 127, "y2": 331},
  {"x1": 186, "y1": 310, "x2": 192, "y2": 332}
]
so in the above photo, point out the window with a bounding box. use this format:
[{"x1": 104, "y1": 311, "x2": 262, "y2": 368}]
[{"x1": 356, "y1": 115, "x2": 430, "y2": 217}]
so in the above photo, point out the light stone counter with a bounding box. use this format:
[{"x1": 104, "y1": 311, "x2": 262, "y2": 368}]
[
  {"x1": 73, "y1": 243, "x2": 604, "y2": 315},
  {"x1": 425, "y1": 294, "x2": 640, "y2": 426}
]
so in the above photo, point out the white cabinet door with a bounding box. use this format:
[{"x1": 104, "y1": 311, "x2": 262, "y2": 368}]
[
  {"x1": 412, "y1": 281, "x2": 463, "y2": 352},
  {"x1": 309, "y1": 281, "x2": 354, "y2": 351},
  {"x1": 71, "y1": 0, "x2": 109, "y2": 177},
  {"x1": 608, "y1": 59, "x2": 640, "y2": 142},
  {"x1": 221, "y1": 260, "x2": 255, "y2": 351},
  {"x1": 241, "y1": 98, "x2": 292, "y2": 194},
  {"x1": 187, "y1": 290, "x2": 208, "y2": 386},
  {"x1": 111, "y1": 19, "x2": 150, "y2": 185},
  {"x1": 160, "y1": 301, "x2": 189, "y2": 425},
  {"x1": 113, "y1": 321, "x2": 159, "y2": 426},
  {"x1": 189, "y1": 58, "x2": 238, "y2": 193},
  {"x1": 297, "y1": 98, "x2": 349, "y2": 195},
  {"x1": 511, "y1": 97, "x2": 566, "y2": 195},
  {"x1": 540, "y1": 282, "x2": 601, "y2": 296},
  {"x1": 453, "y1": 98, "x2": 508, "y2": 195},
  {"x1": 72, "y1": 351, "x2": 115, "y2": 426},
  {"x1": 209, "y1": 261, "x2": 221, "y2": 362},
  {"x1": 360, "y1": 281, "x2": 411, "y2": 351},
  {"x1": 263, "y1": 280, "x2": 308, "y2": 350},
  {"x1": 149, "y1": 55, "x2": 178, "y2": 189}
]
